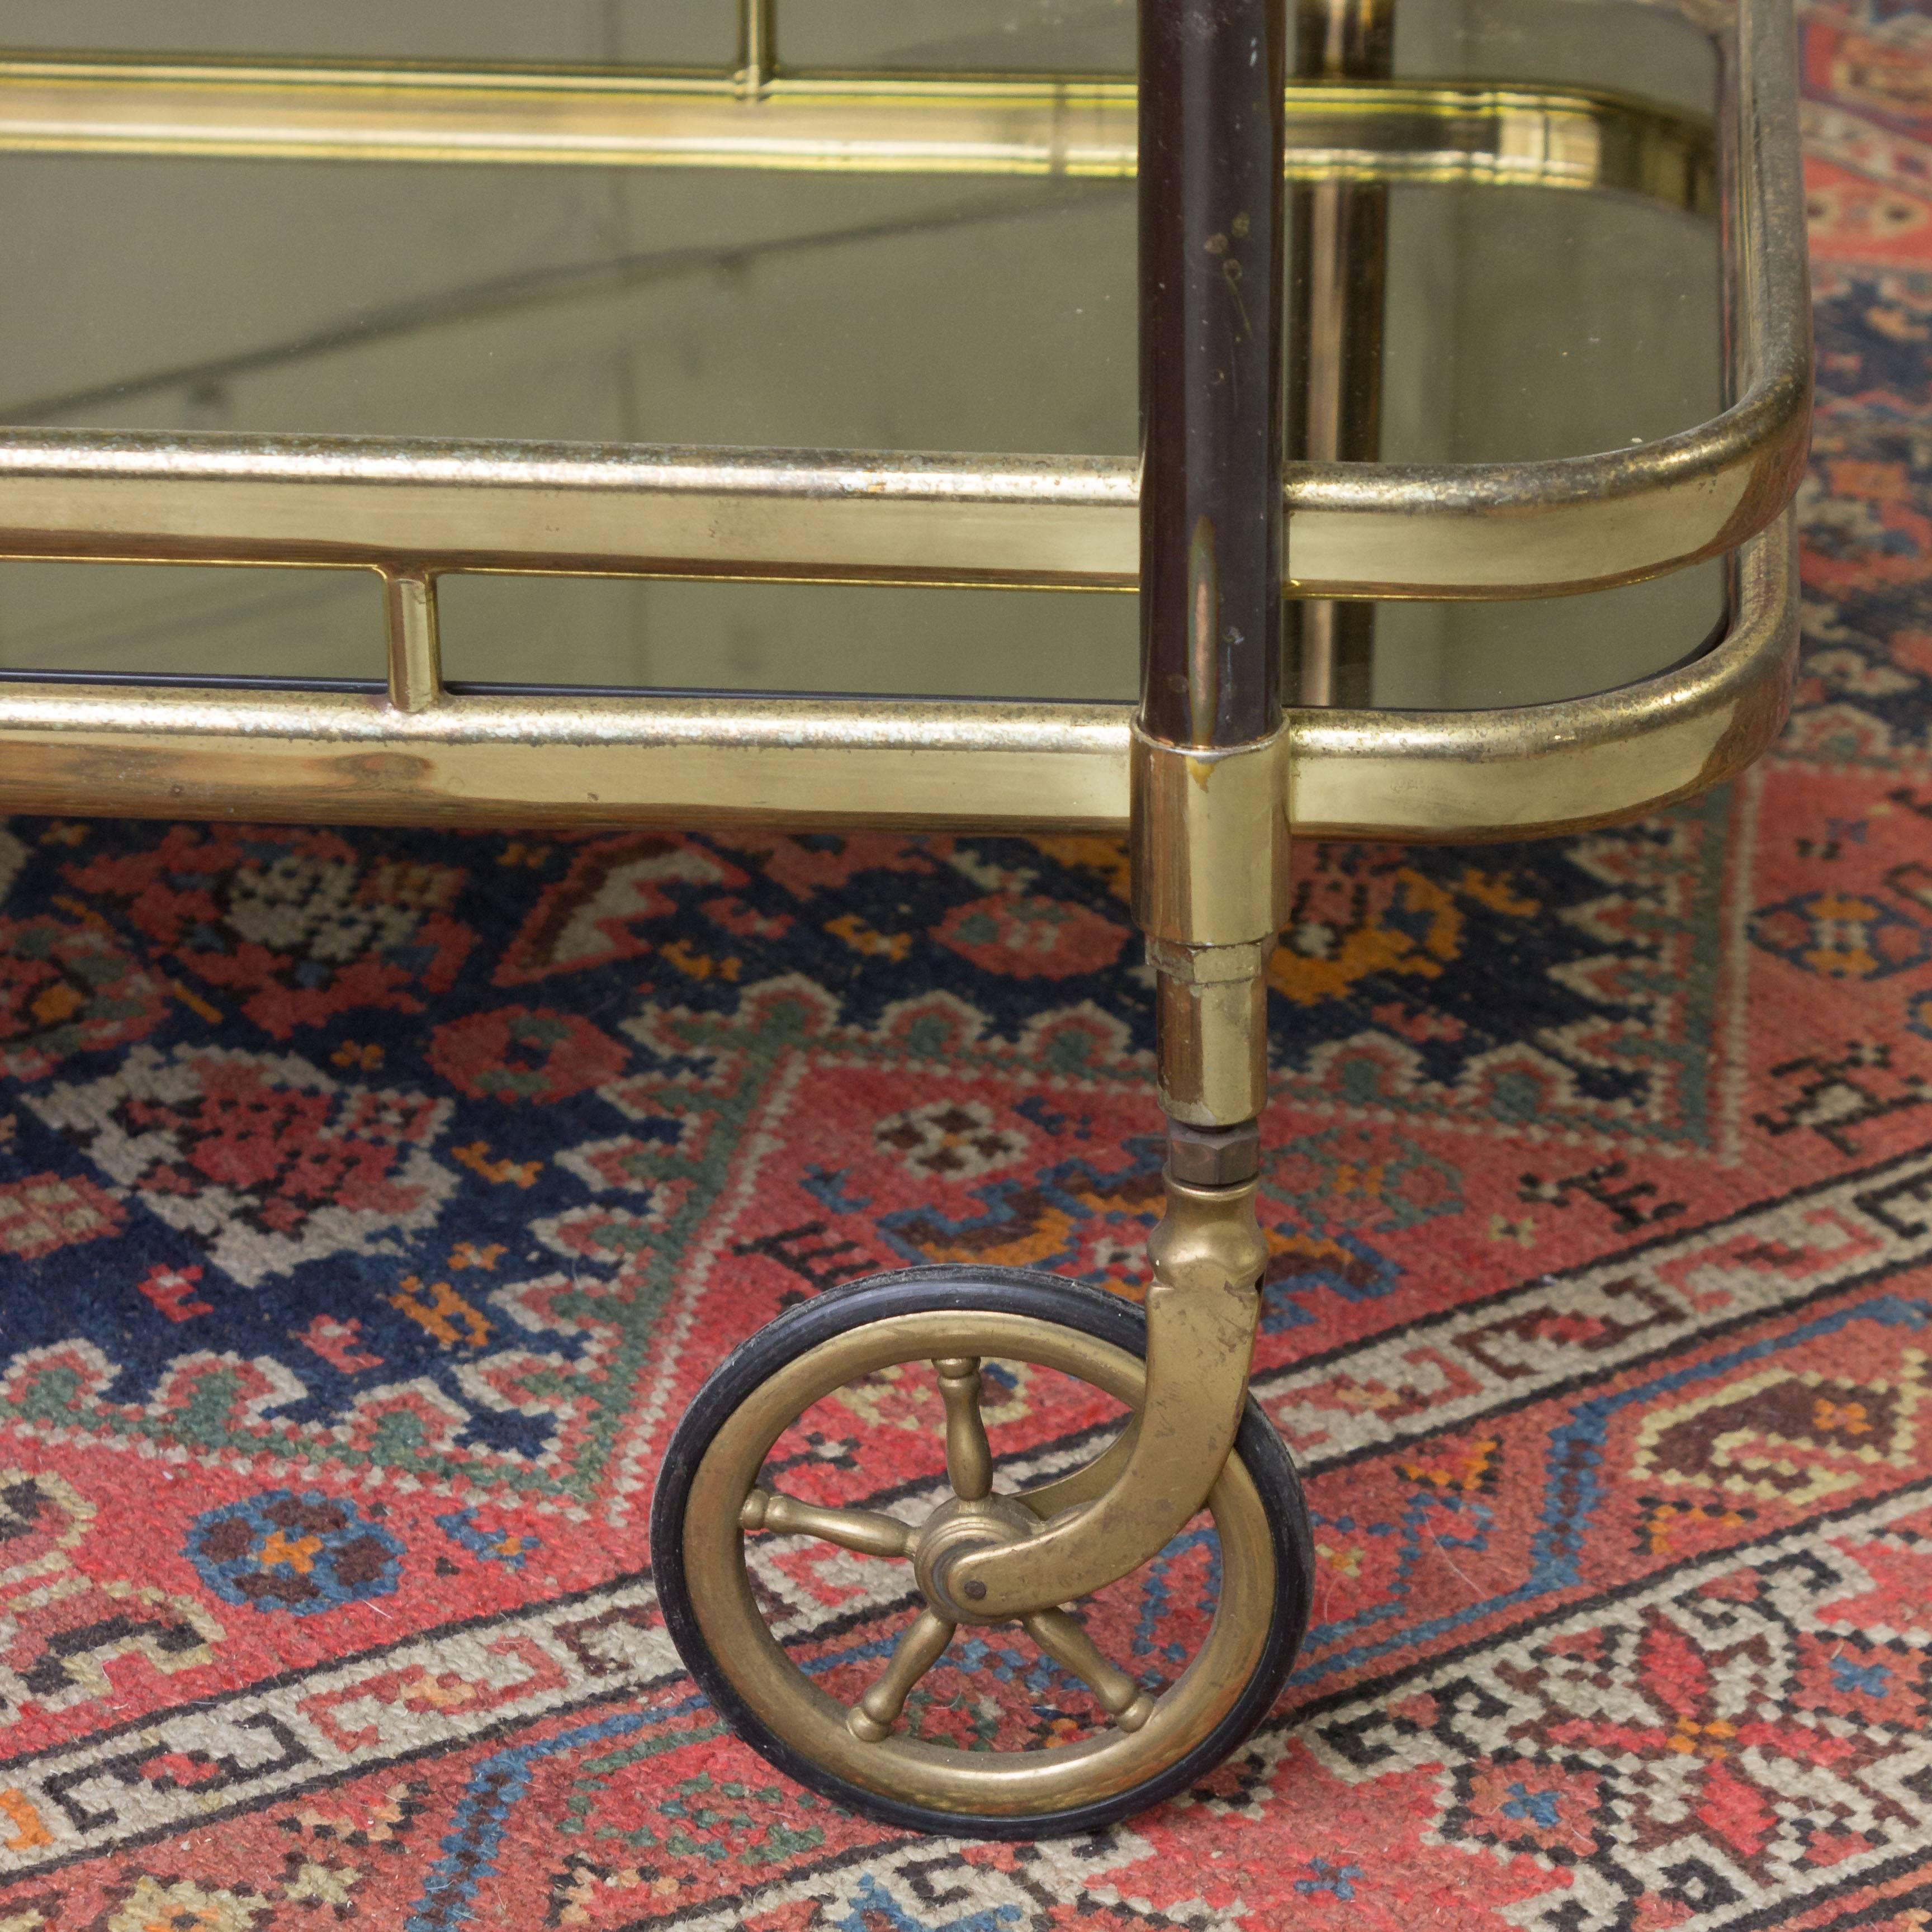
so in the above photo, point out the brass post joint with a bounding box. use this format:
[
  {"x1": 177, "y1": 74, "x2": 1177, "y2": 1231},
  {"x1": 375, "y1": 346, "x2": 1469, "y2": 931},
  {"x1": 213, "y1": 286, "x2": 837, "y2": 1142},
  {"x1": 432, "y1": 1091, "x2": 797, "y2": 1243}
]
[
  {"x1": 1151, "y1": 963, "x2": 1271, "y2": 1127},
  {"x1": 941, "y1": 1169, "x2": 1265, "y2": 1622},
  {"x1": 1130, "y1": 721, "x2": 1292, "y2": 951},
  {"x1": 1131, "y1": 724, "x2": 1288, "y2": 1126},
  {"x1": 1145, "y1": 1169, "x2": 1271, "y2": 1295},
  {"x1": 1147, "y1": 936, "x2": 1273, "y2": 984}
]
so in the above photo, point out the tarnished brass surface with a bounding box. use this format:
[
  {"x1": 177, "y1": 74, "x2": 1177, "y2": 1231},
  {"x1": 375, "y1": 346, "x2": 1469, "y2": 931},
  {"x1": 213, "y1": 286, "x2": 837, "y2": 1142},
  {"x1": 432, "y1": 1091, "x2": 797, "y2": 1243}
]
[
  {"x1": 1015, "y1": 1423, "x2": 1138, "y2": 1520},
  {"x1": 0, "y1": 0, "x2": 1804, "y2": 602},
  {"x1": 0, "y1": 684, "x2": 1130, "y2": 831},
  {"x1": 0, "y1": 56, "x2": 1710, "y2": 198},
  {"x1": 1130, "y1": 727, "x2": 1291, "y2": 949},
  {"x1": 382, "y1": 570, "x2": 441, "y2": 716},
  {"x1": 1152, "y1": 968, "x2": 1270, "y2": 1126},
  {"x1": 912, "y1": 1492, "x2": 1043, "y2": 1626},
  {"x1": 945, "y1": 1173, "x2": 1265, "y2": 1621},
  {"x1": 1163, "y1": 1119, "x2": 1266, "y2": 1187},
  {"x1": 847, "y1": 1609, "x2": 956, "y2": 1744},
  {"x1": 1023, "y1": 1609, "x2": 1156, "y2": 1733},
  {"x1": 737, "y1": 1488, "x2": 916, "y2": 1559},
  {"x1": 0, "y1": 511, "x2": 1797, "y2": 839},
  {"x1": 683, "y1": 1310, "x2": 1277, "y2": 1820},
  {"x1": 934, "y1": 1358, "x2": 995, "y2": 1503},
  {"x1": 1146, "y1": 944, "x2": 1273, "y2": 1129}
]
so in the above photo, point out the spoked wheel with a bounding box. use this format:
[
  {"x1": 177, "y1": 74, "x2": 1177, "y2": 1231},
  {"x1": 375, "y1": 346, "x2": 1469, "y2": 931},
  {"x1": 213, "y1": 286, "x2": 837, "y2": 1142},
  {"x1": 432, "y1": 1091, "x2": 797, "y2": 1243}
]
[{"x1": 650, "y1": 1266, "x2": 1314, "y2": 1839}]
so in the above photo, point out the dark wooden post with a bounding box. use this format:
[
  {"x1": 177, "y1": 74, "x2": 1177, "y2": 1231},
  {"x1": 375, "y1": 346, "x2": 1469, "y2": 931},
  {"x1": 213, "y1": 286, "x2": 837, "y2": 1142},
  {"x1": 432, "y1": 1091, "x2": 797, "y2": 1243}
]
[
  {"x1": 1135, "y1": 0, "x2": 1290, "y2": 1180},
  {"x1": 1138, "y1": 0, "x2": 1289, "y2": 752}
]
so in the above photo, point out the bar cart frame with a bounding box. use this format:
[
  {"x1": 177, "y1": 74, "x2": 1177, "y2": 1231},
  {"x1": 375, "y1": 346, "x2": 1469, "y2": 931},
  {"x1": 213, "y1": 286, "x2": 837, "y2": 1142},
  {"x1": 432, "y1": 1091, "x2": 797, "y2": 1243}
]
[
  {"x1": 0, "y1": 0, "x2": 1804, "y2": 844},
  {"x1": 0, "y1": 0, "x2": 1811, "y2": 1838}
]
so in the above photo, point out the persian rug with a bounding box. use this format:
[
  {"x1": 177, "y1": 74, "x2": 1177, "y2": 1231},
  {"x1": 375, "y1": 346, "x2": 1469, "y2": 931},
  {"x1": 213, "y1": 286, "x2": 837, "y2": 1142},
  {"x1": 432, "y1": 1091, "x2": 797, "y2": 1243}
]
[{"x1": 4, "y1": 6, "x2": 1932, "y2": 1929}]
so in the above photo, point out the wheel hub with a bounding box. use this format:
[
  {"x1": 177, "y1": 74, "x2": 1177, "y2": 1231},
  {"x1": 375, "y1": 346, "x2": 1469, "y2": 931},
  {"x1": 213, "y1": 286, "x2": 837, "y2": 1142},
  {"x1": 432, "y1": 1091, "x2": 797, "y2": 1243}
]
[{"x1": 912, "y1": 1493, "x2": 1038, "y2": 1625}]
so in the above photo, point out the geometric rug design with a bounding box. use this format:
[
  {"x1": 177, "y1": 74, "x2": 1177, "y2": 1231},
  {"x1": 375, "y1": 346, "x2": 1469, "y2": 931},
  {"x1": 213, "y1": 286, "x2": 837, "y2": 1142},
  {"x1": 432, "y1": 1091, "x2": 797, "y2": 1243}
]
[{"x1": 7, "y1": 3, "x2": 1932, "y2": 1925}]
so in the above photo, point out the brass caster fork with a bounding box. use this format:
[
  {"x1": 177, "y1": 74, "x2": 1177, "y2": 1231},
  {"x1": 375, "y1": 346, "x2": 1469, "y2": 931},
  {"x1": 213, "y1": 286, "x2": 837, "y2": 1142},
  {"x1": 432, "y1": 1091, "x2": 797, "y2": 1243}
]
[
  {"x1": 651, "y1": 0, "x2": 1312, "y2": 1837},
  {"x1": 649, "y1": 1266, "x2": 1311, "y2": 1838}
]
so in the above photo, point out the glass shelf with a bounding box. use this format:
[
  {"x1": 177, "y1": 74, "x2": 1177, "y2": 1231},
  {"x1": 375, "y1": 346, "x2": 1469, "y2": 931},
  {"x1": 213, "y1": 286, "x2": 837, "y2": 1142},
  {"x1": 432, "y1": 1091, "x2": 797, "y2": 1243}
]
[{"x1": 0, "y1": 0, "x2": 1737, "y2": 711}]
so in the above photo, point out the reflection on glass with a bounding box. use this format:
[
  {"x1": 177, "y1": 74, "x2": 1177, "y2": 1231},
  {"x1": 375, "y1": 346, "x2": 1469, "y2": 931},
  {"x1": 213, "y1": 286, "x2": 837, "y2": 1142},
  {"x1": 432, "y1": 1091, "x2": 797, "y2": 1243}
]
[
  {"x1": 1381, "y1": 187, "x2": 1718, "y2": 466},
  {"x1": 0, "y1": 164, "x2": 1137, "y2": 452},
  {"x1": 0, "y1": 0, "x2": 1719, "y2": 96},
  {"x1": 1397, "y1": 0, "x2": 1717, "y2": 113},
  {"x1": 0, "y1": 561, "x2": 1726, "y2": 713},
  {"x1": 0, "y1": 563, "x2": 381, "y2": 684},
  {"x1": 439, "y1": 578, "x2": 1140, "y2": 701},
  {"x1": 0, "y1": 2, "x2": 731, "y2": 64},
  {"x1": 778, "y1": 1, "x2": 1136, "y2": 73},
  {"x1": 0, "y1": 167, "x2": 1712, "y2": 458},
  {"x1": 1368, "y1": 567, "x2": 1727, "y2": 710},
  {"x1": 0, "y1": 0, "x2": 1734, "y2": 709}
]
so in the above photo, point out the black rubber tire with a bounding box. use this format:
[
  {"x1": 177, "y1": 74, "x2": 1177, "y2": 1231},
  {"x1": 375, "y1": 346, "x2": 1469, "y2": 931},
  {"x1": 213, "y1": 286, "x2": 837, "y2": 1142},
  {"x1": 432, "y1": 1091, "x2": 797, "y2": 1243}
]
[{"x1": 649, "y1": 1265, "x2": 1314, "y2": 1840}]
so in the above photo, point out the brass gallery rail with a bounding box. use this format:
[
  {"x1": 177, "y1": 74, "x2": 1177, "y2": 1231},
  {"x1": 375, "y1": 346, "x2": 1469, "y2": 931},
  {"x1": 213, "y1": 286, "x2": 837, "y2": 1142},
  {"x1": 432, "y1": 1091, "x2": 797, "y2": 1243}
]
[
  {"x1": 0, "y1": 518, "x2": 1796, "y2": 845},
  {"x1": 0, "y1": 18, "x2": 1805, "y2": 603},
  {"x1": 0, "y1": 56, "x2": 1712, "y2": 203},
  {"x1": 0, "y1": 0, "x2": 1808, "y2": 848}
]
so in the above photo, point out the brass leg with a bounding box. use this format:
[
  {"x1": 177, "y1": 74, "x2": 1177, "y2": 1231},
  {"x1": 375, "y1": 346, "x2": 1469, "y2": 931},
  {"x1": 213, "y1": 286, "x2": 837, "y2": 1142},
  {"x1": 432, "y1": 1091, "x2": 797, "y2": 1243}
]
[
  {"x1": 655, "y1": 0, "x2": 1320, "y2": 1838},
  {"x1": 937, "y1": 1167, "x2": 1267, "y2": 1620},
  {"x1": 947, "y1": 0, "x2": 1292, "y2": 1621}
]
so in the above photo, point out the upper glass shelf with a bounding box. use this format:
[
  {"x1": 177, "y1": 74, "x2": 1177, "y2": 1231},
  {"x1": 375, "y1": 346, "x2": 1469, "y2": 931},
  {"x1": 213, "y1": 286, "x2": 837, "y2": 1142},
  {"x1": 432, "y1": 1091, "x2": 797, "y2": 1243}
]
[
  {"x1": 0, "y1": 0, "x2": 1721, "y2": 459},
  {"x1": 0, "y1": 0, "x2": 1756, "y2": 711},
  {"x1": 0, "y1": 167, "x2": 1717, "y2": 462},
  {"x1": 0, "y1": 0, "x2": 1716, "y2": 99}
]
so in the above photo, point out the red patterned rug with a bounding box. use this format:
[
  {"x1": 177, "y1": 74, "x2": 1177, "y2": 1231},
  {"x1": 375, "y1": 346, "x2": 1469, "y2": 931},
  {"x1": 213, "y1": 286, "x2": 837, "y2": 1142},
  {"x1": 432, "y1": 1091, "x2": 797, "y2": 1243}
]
[{"x1": 4, "y1": 7, "x2": 1932, "y2": 1928}]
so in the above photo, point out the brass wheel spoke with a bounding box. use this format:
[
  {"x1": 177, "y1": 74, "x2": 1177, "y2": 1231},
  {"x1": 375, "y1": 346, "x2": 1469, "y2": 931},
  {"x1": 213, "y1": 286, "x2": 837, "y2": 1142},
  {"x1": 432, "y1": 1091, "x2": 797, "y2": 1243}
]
[
  {"x1": 847, "y1": 1607, "x2": 956, "y2": 1742},
  {"x1": 738, "y1": 1486, "x2": 916, "y2": 1559},
  {"x1": 1023, "y1": 1608, "x2": 1156, "y2": 1733},
  {"x1": 685, "y1": 1305, "x2": 1285, "y2": 1819},
  {"x1": 934, "y1": 1356, "x2": 993, "y2": 1501}
]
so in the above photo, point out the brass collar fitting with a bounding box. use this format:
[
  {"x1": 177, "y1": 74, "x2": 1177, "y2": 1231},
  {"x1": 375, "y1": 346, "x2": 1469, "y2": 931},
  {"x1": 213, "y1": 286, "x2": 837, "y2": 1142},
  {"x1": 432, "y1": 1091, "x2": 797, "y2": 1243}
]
[{"x1": 1129, "y1": 720, "x2": 1292, "y2": 952}]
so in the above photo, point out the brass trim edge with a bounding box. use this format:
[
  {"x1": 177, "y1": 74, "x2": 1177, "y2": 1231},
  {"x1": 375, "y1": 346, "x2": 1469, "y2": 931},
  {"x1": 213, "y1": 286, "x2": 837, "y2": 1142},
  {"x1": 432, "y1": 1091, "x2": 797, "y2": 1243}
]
[
  {"x1": 944, "y1": 1175, "x2": 1267, "y2": 1621},
  {"x1": 0, "y1": 60, "x2": 1711, "y2": 200},
  {"x1": 0, "y1": 508, "x2": 1796, "y2": 839},
  {"x1": 1288, "y1": 507, "x2": 1800, "y2": 840},
  {"x1": 0, "y1": 688, "x2": 1132, "y2": 831}
]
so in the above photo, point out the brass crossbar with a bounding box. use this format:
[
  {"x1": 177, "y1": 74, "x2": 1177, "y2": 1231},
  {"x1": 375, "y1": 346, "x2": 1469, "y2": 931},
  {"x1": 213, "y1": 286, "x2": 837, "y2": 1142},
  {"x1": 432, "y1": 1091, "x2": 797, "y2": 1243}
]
[
  {"x1": 0, "y1": 513, "x2": 1796, "y2": 843},
  {"x1": 0, "y1": 59, "x2": 1712, "y2": 206}
]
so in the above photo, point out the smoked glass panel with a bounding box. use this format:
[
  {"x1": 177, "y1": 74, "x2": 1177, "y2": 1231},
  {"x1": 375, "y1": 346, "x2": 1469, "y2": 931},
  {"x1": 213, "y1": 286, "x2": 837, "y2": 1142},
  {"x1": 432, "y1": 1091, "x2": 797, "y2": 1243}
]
[{"x1": 0, "y1": 0, "x2": 1735, "y2": 705}]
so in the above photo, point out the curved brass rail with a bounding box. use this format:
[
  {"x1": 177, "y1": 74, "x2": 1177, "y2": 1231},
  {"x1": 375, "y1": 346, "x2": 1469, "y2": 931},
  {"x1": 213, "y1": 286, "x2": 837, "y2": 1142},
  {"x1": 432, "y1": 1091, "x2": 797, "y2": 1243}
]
[
  {"x1": 1289, "y1": 507, "x2": 1798, "y2": 839},
  {"x1": 1285, "y1": 0, "x2": 1810, "y2": 599},
  {"x1": 0, "y1": 0, "x2": 1806, "y2": 600},
  {"x1": 0, "y1": 506, "x2": 1797, "y2": 841}
]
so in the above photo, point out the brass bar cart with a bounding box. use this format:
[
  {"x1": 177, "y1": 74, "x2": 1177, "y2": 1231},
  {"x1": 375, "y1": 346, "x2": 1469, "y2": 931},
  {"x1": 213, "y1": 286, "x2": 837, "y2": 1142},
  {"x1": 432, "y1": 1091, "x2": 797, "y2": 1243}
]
[{"x1": 0, "y1": 0, "x2": 1808, "y2": 1836}]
